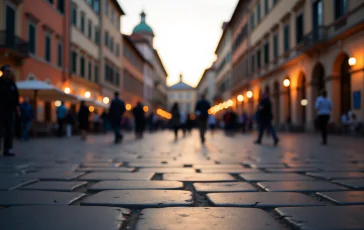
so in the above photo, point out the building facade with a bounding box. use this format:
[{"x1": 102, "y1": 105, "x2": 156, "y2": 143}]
[
  {"x1": 168, "y1": 74, "x2": 197, "y2": 114},
  {"x1": 196, "y1": 65, "x2": 216, "y2": 104}
]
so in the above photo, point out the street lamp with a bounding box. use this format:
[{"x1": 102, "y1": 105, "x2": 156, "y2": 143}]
[
  {"x1": 55, "y1": 100, "x2": 61, "y2": 107},
  {"x1": 143, "y1": 106, "x2": 149, "y2": 112},
  {"x1": 348, "y1": 57, "x2": 356, "y2": 66},
  {"x1": 227, "y1": 99, "x2": 233, "y2": 107},
  {"x1": 64, "y1": 87, "x2": 71, "y2": 94},
  {"x1": 103, "y1": 97, "x2": 110, "y2": 104},
  {"x1": 246, "y1": 91, "x2": 253, "y2": 99},
  {"x1": 85, "y1": 91, "x2": 91, "y2": 98},
  {"x1": 126, "y1": 104, "x2": 132, "y2": 111},
  {"x1": 283, "y1": 78, "x2": 291, "y2": 87},
  {"x1": 237, "y1": 95, "x2": 244, "y2": 102},
  {"x1": 89, "y1": 106, "x2": 95, "y2": 112},
  {"x1": 301, "y1": 99, "x2": 308, "y2": 106}
]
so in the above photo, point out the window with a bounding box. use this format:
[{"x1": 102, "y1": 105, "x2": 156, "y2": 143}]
[
  {"x1": 178, "y1": 93, "x2": 182, "y2": 100},
  {"x1": 186, "y1": 92, "x2": 191, "y2": 99},
  {"x1": 250, "y1": 13, "x2": 255, "y2": 29},
  {"x1": 80, "y1": 56, "x2": 85, "y2": 77},
  {"x1": 296, "y1": 13, "x2": 304, "y2": 44},
  {"x1": 105, "y1": 31, "x2": 109, "y2": 46},
  {"x1": 335, "y1": 0, "x2": 347, "y2": 20},
  {"x1": 251, "y1": 54, "x2": 255, "y2": 73},
  {"x1": 284, "y1": 24, "x2": 290, "y2": 52},
  {"x1": 104, "y1": 0, "x2": 109, "y2": 15},
  {"x1": 313, "y1": 0, "x2": 323, "y2": 27},
  {"x1": 80, "y1": 12, "x2": 85, "y2": 33},
  {"x1": 257, "y1": 49, "x2": 261, "y2": 69},
  {"x1": 116, "y1": 44, "x2": 120, "y2": 57},
  {"x1": 264, "y1": 42, "x2": 269, "y2": 64},
  {"x1": 72, "y1": 7, "x2": 77, "y2": 26},
  {"x1": 88, "y1": 20, "x2": 92, "y2": 39},
  {"x1": 94, "y1": 65, "x2": 99, "y2": 83},
  {"x1": 44, "y1": 33, "x2": 51, "y2": 62},
  {"x1": 87, "y1": 0, "x2": 93, "y2": 5},
  {"x1": 71, "y1": 51, "x2": 77, "y2": 73},
  {"x1": 47, "y1": 0, "x2": 53, "y2": 4},
  {"x1": 186, "y1": 103, "x2": 191, "y2": 113},
  {"x1": 57, "y1": 41, "x2": 63, "y2": 67},
  {"x1": 57, "y1": 0, "x2": 64, "y2": 13},
  {"x1": 273, "y1": 0, "x2": 278, "y2": 5},
  {"x1": 169, "y1": 93, "x2": 174, "y2": 99},
  {"x1": 264, "y1": 0, "x2": 269, "y2": 15},
  {"x1": 257, "y1": 3, "x2": 261, "y2": 24},
  {"x1": 273, "y1": 33, "x2": 279, "y2": 58},
  {"x1": 116, "y1": 72, "x2": 120, "y2": 86},
  {"x1": 94, "y1": 26, "x2": 100, "y2": 44},
  {"x1": 111, "y1": 10, "x2": 114, "y2": 23},
  {"x1": 88, "y1": 61, "x2": 92, "y2": 81},
  {"x1": 27, "y1": 21, "x2": 37, "y2": 54},
  {"x1": 93, "y1": 0, "x2": 100, "y2": 13},
  {"x1": 110, "y1": 37, "x2": 114, "y2": 51}
]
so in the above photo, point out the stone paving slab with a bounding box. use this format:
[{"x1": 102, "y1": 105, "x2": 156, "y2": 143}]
[
  {"x1": 88, "y1": 181, "x2": 184, "y2": 191},
  {"x1": 317, "y1": 191, "x2": 364, "y2": 205},
  {"x1": 193, "y1": 164, "x2": 243, "y2": 169},
  {"x1": 200, "y1": 168, "x2": 261, "y2": 174},
  {"x1": 135, "y1": 207, "x2": 282, "y2": 230},
  {"x1": 207, "y1": 192, "x2": 324, "y2": 208},
  {"x1": 19, "y1": 181, "x2": 88, "y2": 192},
  {"x1": 193, "y1": 182, "x2": 257, "y2": 193},
  {"x1": 0, "y1": 177, "x2": 38, "y2": 190},
  {"x1": 22, "y1": 171, "x2": 85, "y2": 181},
  {"x1": 258, "y1": 181, "x2": 349, "y2": 192},
  {"x1": 79, "y1": 172, "x2": 154, "y2": 181},
  {"x1": 82, "y1": 190, "x2": 193, "y2": 208},
  {"x1": 0, "y1": 206, "x2": 130, "y2": 230},
  {"x1": 248, "y1": 163, "x2": 286, "y2": 169},
  {"x1": 76, "y1": 167, "x2": 134, "y2": 172},
  {"x1": 128, "y1": 162, "x2": 183, "y2": 168},
  {"x1": 266, "y1": 168, "x2": 320, "y2": 173},
  {"x1": 138, "y1": 167, "x2": 196, "y2": 173},
  {"x1": 163, "y1": 173, "x2": 236, "y2": 182},
  {"x1": 0, "y1": 191, "x2": 85, "y2": 206},
  {"x1": 239, "y1": 173, "x2": 315, "y2": 182},
  {"x1": 334, "y1": 179, "x2": 364, "y2": 189},
  {"x1": 306, "y1": 172, "x2": 364, "y2": 180},
  {"x1": 28, "y1": 163, "x2": 80, "y2": 170},
  {"x1": 275, "y1": 206, "x2": 364, "y2": 230},
  {"x1": 81, "y1": 163, "x2": 122, "y2": 168}
]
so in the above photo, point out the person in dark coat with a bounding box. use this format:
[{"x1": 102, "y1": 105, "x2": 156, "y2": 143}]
[
  {"x1": 132, "y1": 102, "x2": 146, "y2": 139},
  {"x1": 254, "y1": 91, "x2": 279, "y2": 145},
  {"x1": 78, "y1": 101, "x2": 90, "y2": 141},
  {"x1": 108, "y1": 92, "x2": 126, "y2": 143},
  {"x1": 170, "y1": 103, "x2": 181, "y2": 141},
  {"x1": 195, "y1": 94, "x2": 211, "y2": 144},
  {"x1": 0, "y1": 65, "x2": 20, "y2": 156},
  {"x1": 19, "y1": 97, "x2": 34, "y2": 140}
]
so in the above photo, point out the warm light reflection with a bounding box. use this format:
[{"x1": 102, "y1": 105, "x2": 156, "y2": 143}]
[
  {"x1": 348, "y1": 57, "x2": 356, "y2": 66},
  {"x1": 157, "y1": 109, "x2": 172, "y2": 119},
  {"x1": 0, "y1": 71, "x2": 3, "y2": 77},
  {"x1": 103, "y1": 97, "x2": 110, "y2": 104},
  {"x1": 64, "y1": 87, "x2": 71, "y2": 94},
  {"x1": 246, "y1": 91, "x2": 253, "y2": 99},
  {"x1": 237, "y1": 95, "x2": 244, "y2": 102},
  {"x1": 85, "y1": 91, "x2": 91, "y2": 98},
  {"x1": 283, "y1": 79, "x2": 291, "y2": 87},
  {"x1": 301, "y1": 99, "x2": 308, "y2": 106},
  {"x1": 89, "y1": 106, "x2": 95, "y2": 112},
  {"x1": 143, "y1": 106, "x2": 149, "y2": 112},
  {"x1": 126, "y1": 104, "x2": 132, "y2": 111},
  {"x1": 55, "y1": 100, "x2": 61, "y2": 107},
  {"x1": 227, "y1": 100, "x2": 233, "y2": 107}
]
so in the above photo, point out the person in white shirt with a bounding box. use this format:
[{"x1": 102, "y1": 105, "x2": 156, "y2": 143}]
[{"x1": 315, "y1": 90, "x2": 333, "y2": 145}]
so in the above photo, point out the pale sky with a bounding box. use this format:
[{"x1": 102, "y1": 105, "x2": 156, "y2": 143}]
[{"x1": 119, "y1": 0, "x2": 239, "y2": 87}]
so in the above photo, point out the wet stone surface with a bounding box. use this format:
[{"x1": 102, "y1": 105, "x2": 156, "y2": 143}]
[
  {"x1": 135, "y1": 207, "x2": 282, "y2": 230},
  {"x1": 163, "y1": 173, "x2": 236, "y2": 182},
  {"x1": 258, "y1": 181, "x2": 349, "y2": 192},
  {"x1": 79, "y1": 172, "x2": 154, "y2": 181},
  {"x1": 88, "y1": 180, "x2": 184, "y2": 191},
  {"x1": 23, "y1": 171, "x2": 85, "y2": 181},
  {"x1": 317, "y1": 191, "x2": 364, "y2": 205},
  {"x1": 239, "y1": 173, "x2": 315, "y2": 182},
  {"x1": 207, "y1": 192, "x2": 324, "y2": 208},
  {"x1": 193, "y1": 182, "x2": 257, "y2": 193},
  {"x1": 0, "y1": 177, "x2": 38, "y2": 190},
  {"x1": 19, "y1": 181, "x2": 88, "y2": 192},
  {"x1": 334, "y1": 179, "x2": 364, "y2": 189},
  {"x1": 306, "y1": 172, "x2": 364, "y2": 180}
]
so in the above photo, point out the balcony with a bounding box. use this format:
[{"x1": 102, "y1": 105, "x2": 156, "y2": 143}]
[
  {"x1": 301, "y1": 26, "x2": 328, "y2": 54},
  {"x1": 0, "y1": 31, "x2": 29, "y2": 58}
]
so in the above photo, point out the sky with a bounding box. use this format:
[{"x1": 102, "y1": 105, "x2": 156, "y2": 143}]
[{"x1": 119, "y1": 0, "x2": 239, "y2": 87}]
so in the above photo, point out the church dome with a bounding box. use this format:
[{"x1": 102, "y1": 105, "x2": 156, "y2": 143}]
[{"x1": 132, "y1": 12, "x2": 154, "y2": 35}]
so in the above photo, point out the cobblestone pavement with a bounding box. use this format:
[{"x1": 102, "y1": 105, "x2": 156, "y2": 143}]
[{"x1": 1, "y1": 131, "x2": 364, "y2": 229}]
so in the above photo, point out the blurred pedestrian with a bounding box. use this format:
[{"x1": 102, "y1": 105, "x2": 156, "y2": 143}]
[
  {"x1": 180, "y1": 110, "x2": 187, "y2": 137},
  {"x1": 78, "y1": 101, "x2": 90, "y2": 140},
  {"x1": 208, "y1": 114, "x2": 216, "y2": 136},
  {"x1": 109, "y1": 92, "x2": 126, "y2": 143},
  {"x1": 195, "y1": 94, "x2": 211, "y2": 144},
  {"x1": 19, "y1": 97, "x2": 34, "y2": 140},
  {"x1": 92, "y1": 112, "x2": 100, "y2": 133},
  {"x1": 0, "y1": 65, "x2": 20, "y2": 156},
  {"x1": 241, "y1": 112, "x2": 248, "y2": 133},
  {"x1": 56, "y1": 101, "x2": 67, "y2": 137},
  {"x1": 65, "y1": 111, "x2": 75, "y2": 138},
  {"x1": 100, "y1": 109, "x2": 109, "y2": 133},
  {"x1": 254, "y1": 91, "x2": 279, "y2": 146},
  {"x1": 315, "y1": 90, "x2": 332, "y2": 145},
  {"x1": 132, "y1": 102, "x2": 146, "y2": 139},
  {"x1": 170, "y1": 103, "x2": 180, "y2": 141}
]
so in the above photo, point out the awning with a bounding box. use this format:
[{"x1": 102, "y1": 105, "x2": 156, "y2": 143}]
[
  {"x1": 74, "y1": 96, "x2": 109, "y2": 109},
  {"x1": 16, "y1": 80, "x2": 77, "y2": 101}
]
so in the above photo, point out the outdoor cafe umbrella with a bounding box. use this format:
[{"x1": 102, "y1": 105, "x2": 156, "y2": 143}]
[{"x1": 74, "y1": 95, "x2": 109, "y2": 109}]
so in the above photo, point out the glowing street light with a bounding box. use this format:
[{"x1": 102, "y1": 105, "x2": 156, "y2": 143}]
[
  {"x1": 126, "y1": 104, "x2": 132, "y2": 111},
  {"x1": 348, "y1": 57, "x2": 356, "y2": 66},
  {"x1": 246, "y1": 91, "x2": 253, "y2": 99},
  {"x1": 227, "y1": 99, "x2": 233, "y2": 107},
  {"x1": 283, "y1": 78, "x2": 291, "y2": 87},
  {"x1": 237, "y1": 95, "x2": 244, "y2": 102},
  {"x1": 143, "y1": 106, "x2": 149, "y2": 112},
  {"x1": 301, "y1": 99, "x2": 308, "y2": 106},
  {"x1": 89, "y1": 106, "x2": 95, "y2": 112},
  {"x1": 103, "y1": 97, "x2": 110, "y2": 104},
  {"x1": 64, "y1": 87, "x2": 71, "y2": 94},
  {"x1": 55, "y1": 100, "x2": 61, "y2": 107},
  {"x1": 85, "y1": 91, "x2": 91, "y2": 98},
  {"x1": 0, "y1": 71, "x2": 3, "y2": 77}
]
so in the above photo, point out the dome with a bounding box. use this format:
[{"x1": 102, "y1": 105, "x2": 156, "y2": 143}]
[{"x1": 132, "y1": 12, "x2": 154, "y2": 35}]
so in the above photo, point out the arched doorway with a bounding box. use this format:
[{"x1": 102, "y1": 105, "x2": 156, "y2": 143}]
[
  {"x1": 273, "y1": 81, "x2": 280, "y2": 124},
  {"x1": 311, "y1": 63, "x2": 325, "y2": 119},
  {"x1": 297, "y1": 73, "x2": 307, "y2": 124},
  {"x1": 339, "y1": 55, "x2": 351, "y2": 114},
  {"x1": 264, "y1": 85, "x2": 271, "y2": 97}
]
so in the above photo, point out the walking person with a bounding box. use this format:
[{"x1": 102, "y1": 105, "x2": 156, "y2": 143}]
[
  {"x1": 195, "y1": 94, "x2": 211, "y2": 144},
  {"x1": 132, "y1": 102, "x2": 146, "y2": 139},
  {"x1": 170, "y1": 103, "x2": 180, "y2": 141},
  {"x1": 56, "y1": 101, "x2": 67, "y2": 137},
  {"x1": 241, "y1": 112, "x2": 248, "y2": 133},
  {"x1": 109, "y1": 92, "x2": 126, "y2": 143},
  {"x1": 65, "y1": 111, "x2": 75, "y2": 138},
  {"x1": 180, "y1": 111, "x2": 187, "y2": 137},
  {"x1": 78, "y1": 101, "x2": 90, "y2": 140},
  {"x1": 0, "y1": 65, "x2": 20, "y2": 156},
  {"x1": 208, "y1": 114, "x2": 216, "y2": 136},
  {"x1": 19, "y1": 97, "x2": 34, "y2": 140},
  {"x1": 92, "y1": 112, "x2": 100, "y2": 133},
  {"x1": 254, "y1": 91, "x2": 279, "y2": 146},
  {"x1": 315, "y1": 90, "x2": 332, "y2": 145}
]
